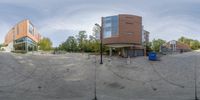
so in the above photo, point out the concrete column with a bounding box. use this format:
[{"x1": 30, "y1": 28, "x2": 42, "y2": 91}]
[
  {"x1": 26, "y1": 43, "x2": 28, "y2": 53},
  {"x1": 109, "y1": 47, "x2": 112, "y2": 57},
  {"x1": 122, "y1": 48, "x2": 125, "y2": 57},
  {"x1": 122, "y1": 48, "x2": 127, "y2": 57}
]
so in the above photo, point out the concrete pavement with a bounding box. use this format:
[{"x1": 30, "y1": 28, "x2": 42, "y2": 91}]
[{"x1": 0, "y1": 52, "x2": 199, "y2": 100}]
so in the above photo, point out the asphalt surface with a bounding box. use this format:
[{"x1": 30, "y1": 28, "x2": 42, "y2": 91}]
[{"x1": 0, "y1": 51, "x2": 200, "y2": 100}]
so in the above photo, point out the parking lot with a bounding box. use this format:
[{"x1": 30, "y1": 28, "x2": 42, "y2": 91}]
[{"x1": 0, "y1": 51, "x2": 200, "y2": 100}]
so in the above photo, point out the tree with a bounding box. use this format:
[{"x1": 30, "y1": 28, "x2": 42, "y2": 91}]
[
  {"x1": 0, "y1": 44, "x2": 2, "y2": 48},
  {"x1": 57, "y1": 30, "x2": 105, "y2": 53},
  {"x1": 151, "y1": 39, "x2": 166, "y2": 52},
  {"x1": 58, "y1": 36, "x2": 78, "y2": 52},
  {"x1": 178, "y1": 36, "x2": 192, "y2": 46},
  {"x1": 64, "y1": 36, "x2": 78, "y2": 52},
  {"x1": 146, "y1": 42, "x2": 152, "y2": 52},
  {"x1": 0, "y1": 44, "x2": 3, "y2": 51},
  {"x1": 178, "y1": 36, "x2": 200, "y2": 50},
  {"x1": 38, "y1": 37, "x2": 53, "y2": 51},
  {"x1": 58, "y1": 43, "x2": 66, "y2": 51},
  {"x1": 92, "y1": 25, "x2": 101, "y2": 40},
  {"x1": 85, "y1": 35, "x2": 100, "y2": 53},
  {"x1": 190, "y1": 40, "x2": 200, "y2": 50},
  {"x1": 178, "y1": 36, "x2": 185, "y2": 43},
  {"x1": 76, "y1": 31, "x2": 87, "y2": 52}
]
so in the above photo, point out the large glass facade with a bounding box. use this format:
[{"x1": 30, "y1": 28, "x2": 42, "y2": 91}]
[
  {"x1": 14, "y1": 37, "x2": 37, "y2": 52},
  {"x1": 103, "y1": 16, "x2": 119, "y2": 38}
]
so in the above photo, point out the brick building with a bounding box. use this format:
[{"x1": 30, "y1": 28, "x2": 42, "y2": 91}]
[
  {"x1": 4, "y1": 19, "x2": 41, "y2": 53},
  {"x1": 101, "y1": 14, "x2": 148, "y2": 57},
  {"x1": 160, "y1": 40, "x2": 191, "y2": 54}
]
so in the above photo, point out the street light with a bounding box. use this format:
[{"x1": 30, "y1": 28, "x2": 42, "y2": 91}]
[
  {"x1": 95, "y1": 23, "x2": 103, "y2": 64},
  {"x1": 92, "y1": 23, "x2": 103, "y2": 100}
]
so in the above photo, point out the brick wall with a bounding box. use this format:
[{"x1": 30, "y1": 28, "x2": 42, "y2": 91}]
[{"x1": 102, "y1": 14, "x2": 142, "y2": 46}]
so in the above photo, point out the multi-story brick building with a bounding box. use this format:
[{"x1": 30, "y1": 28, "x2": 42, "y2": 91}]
[
  {"x1": 102, "y1": 14, "x2": 147, "y2": 57},
  {"x1": 4, "y1": 19, "x2": 41, "y2": 53}
]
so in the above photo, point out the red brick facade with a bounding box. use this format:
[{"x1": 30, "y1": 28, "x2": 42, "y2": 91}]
[
  {"x1": 102, "y1": 14, "x2": 142, "y2": 46},
  {"x1": 4, "y1": 19, "x2": 41, "y2": 46},
  {"x1": 101, "y1": 14, "x2": 145, "y2": 57}
]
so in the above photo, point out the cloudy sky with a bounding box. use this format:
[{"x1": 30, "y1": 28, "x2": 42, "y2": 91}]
[{"x1": 0, "y1": 0, "x2": 200, "y2": 47}]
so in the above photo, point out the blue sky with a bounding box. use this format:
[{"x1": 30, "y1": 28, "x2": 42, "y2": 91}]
[{"x1": 0, "y1": 0, "x2": 200, "y2": 47}]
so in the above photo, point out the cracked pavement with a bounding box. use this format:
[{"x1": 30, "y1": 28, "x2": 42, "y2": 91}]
[{"x1": 0, "y1": 51, "x2": 200, "y2": 100}]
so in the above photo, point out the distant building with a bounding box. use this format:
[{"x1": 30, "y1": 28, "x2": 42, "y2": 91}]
[
  {"x1": 160, "y1": 40, "x2": 191, "y2": 54},
  {"x1": 4, "y1": 19, "x2": 42, "y2": 53},
  {"x1": 143, "y1": 30, "x2": 150, "y2": 44},
  {"x1": 101, "y1": 14, "x2": 147, "y2": 57}
]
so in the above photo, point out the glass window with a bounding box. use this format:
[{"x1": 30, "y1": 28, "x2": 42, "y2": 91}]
[
  {"x1": 111, "y1": 16, "x2": 118, "y2": 36},
  {"x1": 27, "y1": 37, "x2": 36, "y2": 45},
  {"x1": 104, "y1": 17, "x2": 111, "y2": 21},
  {"x1": 104, "y1": 23, "x2": 111, "y2": 27},
  {"x1": 15, "y1": 37, "x2": 36, "y2": 45},
  {"x1": 29, "y1": 23, "x2": 34, "y2": 35},
  {"x1": 103, "y1": 17, "x2": 111, "y2": 25},
  {"x1": 14, "y1": 43, "x2": 26, "y2": 50},
  {"x1": 15, "y1": 37, "x2": 26, "y2": 43},
  {"x1": 104, "y1": 30, "x2": 111, "y2": 38},
  {"x1": 104, "y1": 27, "x2": 111, "y2": 31},
  {"x1": 103, "y1": 15, "x2": 119, "y2": 38}
]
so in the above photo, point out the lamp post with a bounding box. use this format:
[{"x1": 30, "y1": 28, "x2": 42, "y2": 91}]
[
  {"x1": 92, "y1": 23, "x2": 103, "y2": 100},
  {"x1": 95, "y1": 23, "x2": 103, "y2": 64}
]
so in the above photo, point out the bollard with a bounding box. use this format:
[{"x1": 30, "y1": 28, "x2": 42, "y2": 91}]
[{"x1": 127, "y1": 56, "x2": 131, "y2": 64}]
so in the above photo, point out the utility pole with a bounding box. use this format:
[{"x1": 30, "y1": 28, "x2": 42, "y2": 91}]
[{"x1": 100, "y1": 36, "x2": 103, "y2": 64}]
